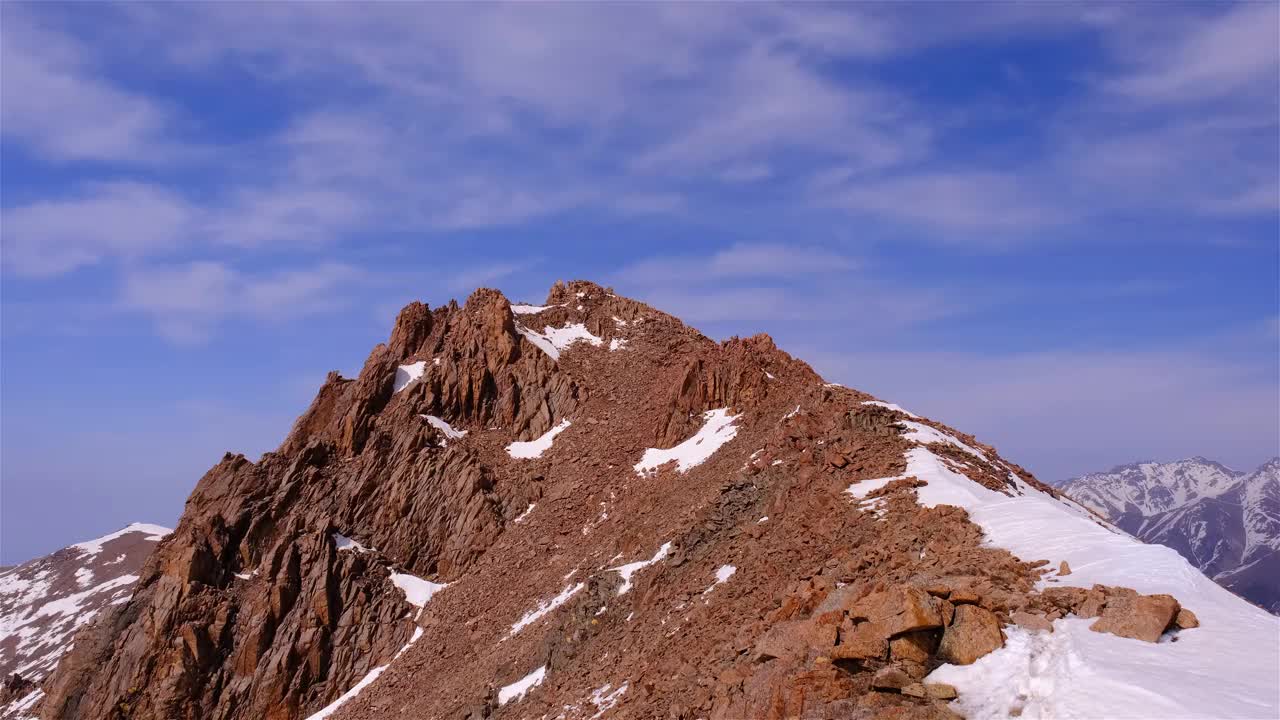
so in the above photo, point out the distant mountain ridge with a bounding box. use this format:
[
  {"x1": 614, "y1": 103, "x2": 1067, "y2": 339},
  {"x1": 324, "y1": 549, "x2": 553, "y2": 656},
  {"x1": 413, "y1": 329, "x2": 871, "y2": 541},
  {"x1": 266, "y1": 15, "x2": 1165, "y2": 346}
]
[
  {"x1": 0, "y1": 523, "x2": 171, "y2": 719},
  {"x1": 1061, "y1": 457, "x2": 1280, "y2": 613}
]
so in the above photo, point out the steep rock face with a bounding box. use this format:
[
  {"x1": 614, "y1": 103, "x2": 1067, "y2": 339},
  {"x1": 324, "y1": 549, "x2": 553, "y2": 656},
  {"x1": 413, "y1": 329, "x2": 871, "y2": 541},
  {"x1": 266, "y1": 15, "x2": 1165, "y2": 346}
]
[
  {"x1": 32, "y1": 281, "x2": 1280, "y2": 720},
  {"x1": 1061, "y1": 457, "x2": 1280, "y2": 613},
  {"x1": 0, "y1": 524, "x2": 170, "y2": 720},
  {"x1": 37, "y1": 285, "x2": 588, "y2": 720}
]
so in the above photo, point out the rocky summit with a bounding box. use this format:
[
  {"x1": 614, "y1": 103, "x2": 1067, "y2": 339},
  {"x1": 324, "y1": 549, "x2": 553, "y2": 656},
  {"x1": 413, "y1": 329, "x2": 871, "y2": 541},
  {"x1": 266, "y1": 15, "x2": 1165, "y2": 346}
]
[{"x1": 15, "y1": 281, "x2": 1280, "y2": 720}]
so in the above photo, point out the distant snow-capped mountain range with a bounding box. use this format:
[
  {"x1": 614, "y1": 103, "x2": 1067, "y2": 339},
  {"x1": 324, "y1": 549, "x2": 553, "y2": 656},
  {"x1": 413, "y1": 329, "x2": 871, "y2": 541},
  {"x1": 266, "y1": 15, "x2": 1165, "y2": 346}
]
[
  {"x1": 1060, "y1": 457, "x2": 1280, "y2": 614},
  {"x1": 0, "y1": 523, "x2": 171, "y2": 718}
]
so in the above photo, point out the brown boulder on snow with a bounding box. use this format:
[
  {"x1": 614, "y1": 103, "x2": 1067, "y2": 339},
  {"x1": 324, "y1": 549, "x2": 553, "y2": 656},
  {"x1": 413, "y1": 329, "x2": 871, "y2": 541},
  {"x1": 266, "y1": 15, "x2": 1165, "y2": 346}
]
[
  {"x1": 1090, "y1": 593, "x2": 1180, "y2": 642},
  {"x1": 1175, "y1": 607, "x2": 1200, "y2": 629},
  {"x1": 926, "y1": 682, "x2": 958, "y2": 700},
  {"x1": 1011, "y1": 611, "x2": 1054, "y2": 633},
  {"x1": 937, "y1": 605, "x2": 1004, "y2": 665}
]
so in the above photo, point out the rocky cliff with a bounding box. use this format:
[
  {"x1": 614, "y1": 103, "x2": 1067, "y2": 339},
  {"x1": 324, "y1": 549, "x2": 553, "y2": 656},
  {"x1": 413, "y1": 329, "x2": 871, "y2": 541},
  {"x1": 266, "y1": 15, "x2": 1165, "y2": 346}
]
[{"x1": 26, "y1": 281, "x2": 1280, "y2": 720}]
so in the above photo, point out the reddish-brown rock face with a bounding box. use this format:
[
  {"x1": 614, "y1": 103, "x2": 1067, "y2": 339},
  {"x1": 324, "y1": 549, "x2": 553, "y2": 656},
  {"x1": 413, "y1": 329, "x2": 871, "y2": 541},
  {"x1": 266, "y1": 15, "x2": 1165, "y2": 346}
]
[
  {"x1": 937, "y1": 605, "x2": 1005, "y2": 666},
  {"x1": 29, "y1": 281, "x2": 1189, "y2": 720}
]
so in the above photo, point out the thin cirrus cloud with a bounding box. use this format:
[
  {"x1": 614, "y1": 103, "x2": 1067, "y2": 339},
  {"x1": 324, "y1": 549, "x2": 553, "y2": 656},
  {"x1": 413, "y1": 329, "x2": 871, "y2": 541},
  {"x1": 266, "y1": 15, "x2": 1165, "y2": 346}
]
[
  {"x1": 1102, "y1": 2, "x2": 1280, "y2": 105},
  {"x1": 2, "y1": 182, "x2": 193, "y2": 276},
  {"x1": 0, "y1": 1, "x2": 1274, "y2": 343},
  {"x1": 613, "y1": 243, "x2": 858, "y2": 287},
  {"x1": 118, "y1": 261, "x2": 362, "y2": 344}
]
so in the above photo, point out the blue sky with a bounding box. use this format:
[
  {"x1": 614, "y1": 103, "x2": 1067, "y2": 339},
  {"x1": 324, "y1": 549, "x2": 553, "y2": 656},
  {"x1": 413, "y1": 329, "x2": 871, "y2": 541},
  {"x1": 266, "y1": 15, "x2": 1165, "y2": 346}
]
[{"x1": 2, "y1": 2, "x2": 1277, "y2": 564}]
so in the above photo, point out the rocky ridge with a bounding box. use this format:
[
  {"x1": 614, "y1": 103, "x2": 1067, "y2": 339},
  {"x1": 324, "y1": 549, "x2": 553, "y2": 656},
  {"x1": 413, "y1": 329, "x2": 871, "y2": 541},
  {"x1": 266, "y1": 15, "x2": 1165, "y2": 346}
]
[
  {"x1": 0, "y1": 523, "x2": 171, "y2": 719},
  {"x1": 22, "y1": 281, "x2": 1279, "y2": 719},
  {"x1": 1061, "y1": 457, "x2": 1280, "y2": 613}
]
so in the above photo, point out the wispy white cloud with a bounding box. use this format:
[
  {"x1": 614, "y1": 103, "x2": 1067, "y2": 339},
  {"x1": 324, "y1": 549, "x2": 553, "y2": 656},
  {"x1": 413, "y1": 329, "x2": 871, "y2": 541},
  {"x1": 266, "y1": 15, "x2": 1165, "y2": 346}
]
[
  {"x1": 1104, "y1": 3, "x2": 1280, "y2": 106},
  {"x1": 2, "y1": 182, "x2": 193, "y2": 276},
  {"x1": 615, "y1": 242, "x2": 859, "y2": 287},
  {"x1": 118, "y1": 261, "x2": 360, "y2": 343},
  {"x1": 0, "y1": 6, "x2": 177, "y2": 163},
  {"x1": 825, "y1": 171, "x2": 1064, "y2": 236}
]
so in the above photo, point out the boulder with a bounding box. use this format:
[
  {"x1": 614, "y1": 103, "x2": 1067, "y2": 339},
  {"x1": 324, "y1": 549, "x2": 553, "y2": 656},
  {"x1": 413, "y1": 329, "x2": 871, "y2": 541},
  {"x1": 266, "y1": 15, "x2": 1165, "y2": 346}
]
[
  {"x1": 1077, "y1": 589, "x2": 1106, "y2": 618},
  {"x1": 1058, "y1": 560, "x2": 1072, "y2": 576},
  {"x1": 890, "y1": 630, "x2": 938, "y2": 663},
  {"x1": 1089, "y1": 594, "x2": 1179, "y2": 643},
  {"x1": 937, "y1": 605, "x2": 1004, "y2": 665},
  {"x1": 926, "y1": 682, "x2": 958, "y2": 700},
  {"x1": 848, "y1": 585, "x2": 943, "y2": 636},
  {"x1": 752, "y1": 620, "x2": 836, "y2": 663},
  {"x1": 1175, "y1": 608, "x2": 1199, "y2": 629},
  {"x1": 831, "y1": 621, "x2": 888, "y2": 661},
  {"x1": 901, "y1": 683, "x2": 927, "y2": 698},
  {"x1": 1010, "y1": 611, "x2": 1053, "y2": 633},
  {"x1": 871, "y1": 666, "x2": 912, "y2": 691}
]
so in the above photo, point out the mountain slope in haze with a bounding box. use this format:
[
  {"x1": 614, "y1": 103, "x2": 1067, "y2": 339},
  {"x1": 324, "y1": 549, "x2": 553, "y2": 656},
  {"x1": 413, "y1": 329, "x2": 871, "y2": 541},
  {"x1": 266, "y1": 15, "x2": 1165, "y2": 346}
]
[
  {"x1": 1061, "y1": 457, "x2": 1280, "y2": 613},
  {"x1": 0, "y1": 523, "x2": 171, "y2": 719},
  {"x1": 27, "y1": 281, "x2": 1280, "y2": 720}
]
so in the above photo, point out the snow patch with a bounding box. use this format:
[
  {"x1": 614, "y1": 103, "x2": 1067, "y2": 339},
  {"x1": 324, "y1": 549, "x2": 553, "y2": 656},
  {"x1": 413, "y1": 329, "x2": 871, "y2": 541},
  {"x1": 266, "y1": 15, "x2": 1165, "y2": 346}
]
[
  {"x1": 782, "y1": 405, "x2": 801, "y2": 420},
  {"x1": 714, "y1": 565, "x2": 736, "y2": 584},
  {"x1": 509, "y1": 583, "x2": 585, "y2": 636},
  {"x1": 393, "y1": 361, "x2": 426, "y2": 393},
  {"x1": 510, "y1": 303, "x2": 559, "y2": 314},
  {"x1": 499, "y1": 666, "x2": 546, "y2": 705},
  {"x1": 634, "y1": 409, "x2": 738, "y2": 475},
  {"x1": 845, "y1": 476, "x2": 899, "y2": 500},
  {"x1": 70, "y1": 523, "x2": 171, "y2": 557},
  {"x1": 609, "y1": 543, "x2": 671, "y2": 595},
  {"x1": 389, "y1": 573, "x2": 447, "y2": 611},
  {"x1": 590, "y1": 682, "x2": 628, "y2": 718},
  {"x1": 899, "y1": 420, "x2": 989, "y2": 461},
  {"x1": 304, "y1": 665, "x2": 389, "y2": 720},
  {"x1": 333, "y1": 533, "x2": 367, "y2": 552},
  {"x1": 422, "y1": 415, "x2": 467, "y2": 444},
  {"x1": 609, "y1": 337, "x2": 628, "y2": 351},
  {"x1": 861, "y1": 400, "x2": 920, "y2": 418},
  {"x1": 514, "y1": 503, "x2": 536, "y2": 523},
  {"x1": 515, "y1": 322, "x2": 602, "y2": 360},
  {"x1": 507, "y1": 419, "x2": 572, "y2": 459}
]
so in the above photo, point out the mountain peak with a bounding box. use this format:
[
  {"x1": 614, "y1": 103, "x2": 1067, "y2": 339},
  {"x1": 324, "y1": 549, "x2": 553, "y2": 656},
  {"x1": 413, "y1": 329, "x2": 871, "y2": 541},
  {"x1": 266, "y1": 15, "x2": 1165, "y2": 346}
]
[{"x1": 23, "y1": 286, "x2": 1280, "y2": 720}]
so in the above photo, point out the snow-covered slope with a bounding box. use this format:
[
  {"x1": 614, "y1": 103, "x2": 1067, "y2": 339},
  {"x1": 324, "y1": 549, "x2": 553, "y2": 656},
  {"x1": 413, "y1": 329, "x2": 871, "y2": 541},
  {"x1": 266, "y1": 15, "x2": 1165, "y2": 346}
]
[
  {"x1": 0, "y1": 523, "x2": 170, "y2": 719},
  {"x1": 902, "y1": 443, "x2": 1280, "y2": 717},
  {"x1": 1240, "y1": 458, "x2": 1280, "y2": 564},
  {"x1": 1061, "y1": 458, "x2": 1280, "y2": 614}
]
